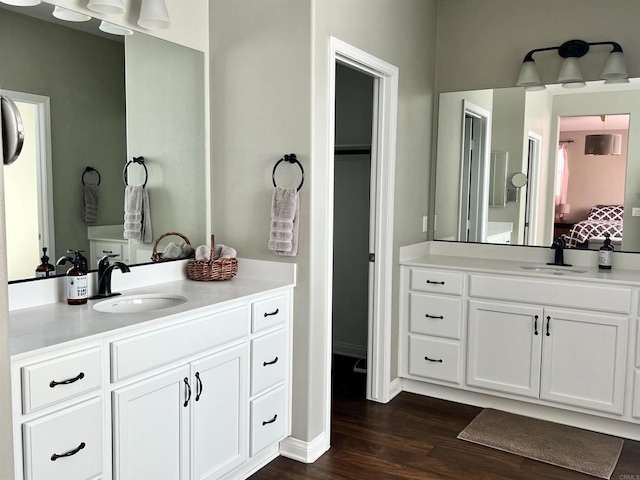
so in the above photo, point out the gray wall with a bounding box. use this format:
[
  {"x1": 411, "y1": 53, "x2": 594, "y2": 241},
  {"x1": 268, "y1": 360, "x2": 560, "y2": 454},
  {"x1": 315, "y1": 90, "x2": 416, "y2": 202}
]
[
  {"x1": 125, "y1": 33, "x2": 206, "y2": 258},
  {"x1": 333, "y1": 64, "x2": 374, "y2": 359},
  {"x1": 0, "y1": 8, "x2": 126, "y2": 260}
]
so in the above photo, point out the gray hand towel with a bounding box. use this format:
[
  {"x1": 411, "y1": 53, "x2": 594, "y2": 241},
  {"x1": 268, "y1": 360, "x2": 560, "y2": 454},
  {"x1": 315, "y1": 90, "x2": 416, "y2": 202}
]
[
  {"x1": 123, "y1": 185, "x2": 152, "y2": 243},
  {"x1": 82, "y1": 184, "x2": 99, "y2": 224},
  {"x1": 268, "y1": 187, "x2": 299, "y2": 256}
]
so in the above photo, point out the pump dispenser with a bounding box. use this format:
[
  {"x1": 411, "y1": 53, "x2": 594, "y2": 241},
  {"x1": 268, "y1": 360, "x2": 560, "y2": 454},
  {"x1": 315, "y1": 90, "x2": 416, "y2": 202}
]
[
  {"x1": 35, "y1": 247, "x2": 55, "y2": 278},
  {"x1": 57, "y1": 250, "x2": 89, "y2": 305},
  {"x1": 598, "y1": 233, "x2": 614, "y2": 270}
]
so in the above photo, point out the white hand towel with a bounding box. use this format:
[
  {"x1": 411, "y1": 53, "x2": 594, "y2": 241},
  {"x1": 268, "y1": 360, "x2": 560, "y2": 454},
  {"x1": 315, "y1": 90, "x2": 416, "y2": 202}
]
[
  {"x1": 123, "y1": 185, "x2": 152, "y2": 244},
  {"x1": 219, "y1": 245, "x2": 237, "y2": 259},
  {"x1": 268, "y1": 187, "x2": 299, "y2": 256},
  {"x1": 82, "y1": 184, "x2": 99, "y2": 224},
  {"x1": 195, "y1": 245, "x2": 210, "y2": 261}
]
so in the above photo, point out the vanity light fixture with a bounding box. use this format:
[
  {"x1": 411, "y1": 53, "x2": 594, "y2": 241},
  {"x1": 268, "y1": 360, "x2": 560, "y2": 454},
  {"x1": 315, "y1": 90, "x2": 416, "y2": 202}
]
[
  {"x1": 585, "y1": 115, "x2": 622, "y2": 156},
  {"x1": 138, "y1": 0, "x2": 170, "y2": 30},
  {"x1": 52, "y1": 6, "x2": 91, "y2": 22},
  {"x1": 87, "y1": 0, "x2": 125, "y2": 15},
  {"x1": 0, "y1": 0, "x2": 40, "y2": 5},
  {"x1": 99, "y1": 21, "x2": 133, "y2": 36},
  {"x1": 517, "y1": 40, "x2": 629, "y2": 91}
]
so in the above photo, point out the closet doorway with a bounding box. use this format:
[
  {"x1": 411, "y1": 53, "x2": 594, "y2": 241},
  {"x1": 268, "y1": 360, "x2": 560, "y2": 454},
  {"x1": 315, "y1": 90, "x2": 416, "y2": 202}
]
[{"x1": 332, "y1": 63, "x2": 374, "y2": 399}]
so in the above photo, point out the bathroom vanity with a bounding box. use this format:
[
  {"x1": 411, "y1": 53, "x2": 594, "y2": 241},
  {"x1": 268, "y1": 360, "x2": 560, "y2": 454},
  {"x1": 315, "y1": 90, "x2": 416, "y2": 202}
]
[
  {"x1": 399, "y1": 241, "x2": 640, "y2": 440},
  {"x1": 8, "y1": 259, "x2": 295, "y2": 480}
]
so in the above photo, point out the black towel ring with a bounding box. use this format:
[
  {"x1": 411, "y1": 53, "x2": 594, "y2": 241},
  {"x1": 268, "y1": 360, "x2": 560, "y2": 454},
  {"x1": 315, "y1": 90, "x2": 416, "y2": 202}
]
[
  {"x1": 82, "y1": 166, "x2": 101, "y2": 186},
  {"x1": 123, "y1": 156, "x2": 148, "y2": 187},
  {"x1": 272, "y1": 153, "x2": 304, "y2": 192}
]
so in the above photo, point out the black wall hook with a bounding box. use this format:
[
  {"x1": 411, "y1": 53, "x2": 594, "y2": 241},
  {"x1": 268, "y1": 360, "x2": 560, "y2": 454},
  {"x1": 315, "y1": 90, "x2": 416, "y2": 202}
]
[
  {"x1": 123, "y1": 156, "x2": 148, "y2": 187},
  {"x1": 272, "y1": 153, "x2": 304, "y2": 191}
]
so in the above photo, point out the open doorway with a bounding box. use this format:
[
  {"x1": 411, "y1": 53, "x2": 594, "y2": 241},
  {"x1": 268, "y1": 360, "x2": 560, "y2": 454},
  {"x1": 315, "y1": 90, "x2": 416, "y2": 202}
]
[{"x1": 332, "y1": 63, "x2": 374, "y2": 400}]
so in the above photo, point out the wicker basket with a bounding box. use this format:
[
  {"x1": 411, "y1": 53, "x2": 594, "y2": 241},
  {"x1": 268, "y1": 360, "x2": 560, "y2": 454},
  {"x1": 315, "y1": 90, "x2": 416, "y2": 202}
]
[
  {"x1": 151, "y1": 232, "x2": 191, "y2": 262},
  {"x1": 187, "y1": 235, "x2": 238, "y2": 281}
]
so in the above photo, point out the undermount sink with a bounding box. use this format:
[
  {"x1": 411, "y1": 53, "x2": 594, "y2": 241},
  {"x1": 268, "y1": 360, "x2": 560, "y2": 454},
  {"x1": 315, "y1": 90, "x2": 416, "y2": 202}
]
[
  {"x1": 93, "y1": 294, "x2": 188, "y2": 313},
  {"x1": 519, "y1": 265, "x2": 588, "y2": 275}
]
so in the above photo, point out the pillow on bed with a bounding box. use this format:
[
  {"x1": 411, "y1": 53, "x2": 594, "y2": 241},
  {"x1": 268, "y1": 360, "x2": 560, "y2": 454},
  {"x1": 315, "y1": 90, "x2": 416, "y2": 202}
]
[{"x1": 587, "y1": 205, "x2": 624, "y2": 221}]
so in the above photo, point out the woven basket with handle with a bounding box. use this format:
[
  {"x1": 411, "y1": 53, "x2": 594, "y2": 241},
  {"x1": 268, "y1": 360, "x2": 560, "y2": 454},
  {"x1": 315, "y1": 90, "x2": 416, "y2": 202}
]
[
  {"x1": 187, "y1": 234, "x2": 238, "y2": 281},
  {"x1": 151, "y1": 232, "x2": 191, "y2": 262}
]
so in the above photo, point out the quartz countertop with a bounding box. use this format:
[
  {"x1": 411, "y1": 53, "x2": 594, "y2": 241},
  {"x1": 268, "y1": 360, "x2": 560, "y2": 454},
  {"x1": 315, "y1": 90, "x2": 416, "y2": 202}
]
[
  {"x1": 10, "y1": 262, "x2": 295, "y2": 358},
  {"x1": 400, "y1": 241, "x2": 640, "y2": 287}
]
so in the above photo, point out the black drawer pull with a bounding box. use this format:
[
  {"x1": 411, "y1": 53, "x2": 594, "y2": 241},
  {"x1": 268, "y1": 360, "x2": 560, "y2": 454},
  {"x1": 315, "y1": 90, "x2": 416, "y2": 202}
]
[
  {"x1": 195, "y1": 372, "x2": 203, "y2": 402},
  {"x1": 546, "y1": 316, "x2": 551, "y2": 337},
  {"x1": 264, "y1": 309, "x2": 279, "y2": 317},
  {"x1": 50, "y1": 372, "x2": 85, "y2": 388},
  {"x1": 424, "y1": 356, "x2": 443, "y2": 363},
  {"x1": 263, "y1": 357, "x2": 279, "y2": 366},
  {"x1": 426, "y1": 280, "x2": 445, "y2": 285},
  {"x1": 534, "y1": 315, "x2": 539, "y2": 336},
  {"x1": 262, "y1": 414, "x2": 278, "y2": 426},
  {"x1": 183, "y1": 377, "x2": 191, "y2": 407},
  {"x1": 425, "y1": 314, "x2": 444, "y2": 319},
  {"x1": 51, "y1": 442, "x2": 85, "y2": 461}
]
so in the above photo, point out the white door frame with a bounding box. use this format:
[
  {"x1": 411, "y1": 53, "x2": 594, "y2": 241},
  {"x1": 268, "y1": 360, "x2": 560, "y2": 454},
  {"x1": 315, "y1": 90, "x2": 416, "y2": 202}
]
[
  {"x1": 326, "y1": 37, "x2": 398, "y2": 426},
  {"x1": 525, "y1": 131, "x2": 542, "y2": 245},
  {"x1": 1, "y1": 89, "x2": 54, "y2": 258}
]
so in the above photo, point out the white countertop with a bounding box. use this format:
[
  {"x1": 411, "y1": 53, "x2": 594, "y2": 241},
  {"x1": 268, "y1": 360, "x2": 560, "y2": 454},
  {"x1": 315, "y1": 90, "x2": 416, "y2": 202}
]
[
  {"x1": 400, "y1": 241, "x2": 640, "y2": 286},
  {"x1": 9, "y1": 259, "x2": 295, "y2": 358}
]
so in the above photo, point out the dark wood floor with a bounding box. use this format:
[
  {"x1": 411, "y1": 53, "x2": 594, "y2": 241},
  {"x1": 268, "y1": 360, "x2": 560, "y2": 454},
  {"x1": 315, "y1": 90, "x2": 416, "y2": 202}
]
[{"x1": 250, "y1": 355, "x2": 640, "y2": 480}]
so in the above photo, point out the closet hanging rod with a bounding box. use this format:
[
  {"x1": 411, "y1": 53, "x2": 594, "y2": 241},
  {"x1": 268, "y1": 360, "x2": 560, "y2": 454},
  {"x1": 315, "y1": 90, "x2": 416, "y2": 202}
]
[{"x1": 559, "y1": 139, "x2": 576, "y2": 144}]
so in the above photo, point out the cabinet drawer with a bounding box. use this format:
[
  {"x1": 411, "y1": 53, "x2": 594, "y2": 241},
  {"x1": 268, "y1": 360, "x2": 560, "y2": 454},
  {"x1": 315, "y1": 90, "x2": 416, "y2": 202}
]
[
  {"x1": 22, "y1": 347, "x2": 102, "y2": 414},
  {"x1": 111, "y1": 305, "x2": 249, "y2": 381},
  {"x1": 93, "y1": 241, "x2": 124, "y2": 261},
  {"x1": 23, "y1": 397, "x2": 103, "y2": 480},
  {"x1": 409, "y1": 292, "x2": 462, "y2": 340},
  {"x1": 252, "y1": 294, "x2": 288, "y2": 333},
  {"x1": 408, "y1": 335, "x2": 460, "y2": 384},
  {"x1": 250, "y1": 386, "x2": 286, "y2": 456},
  {"x1": 410, "y1": 269, "x2": 463, "y2": 296},
  {"x1": 251, "y1": 328, "x2": 287, "y2": 396},
  {"x1": 469, "y1": 274, "x2": 631, "y2": 314}
]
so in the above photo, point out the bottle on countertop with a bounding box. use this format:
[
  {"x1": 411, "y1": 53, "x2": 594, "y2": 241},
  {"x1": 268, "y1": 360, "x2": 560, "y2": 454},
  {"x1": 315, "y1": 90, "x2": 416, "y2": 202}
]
[
  {"x1": 598, "y1": 233, "x2": 614, "y2": 270},
  {"x1": 35, "y1": 247, "x2": 55, "y2": 278},
  {"x1": 57, "y1": 250, "x2": 89, "y2": 305}
]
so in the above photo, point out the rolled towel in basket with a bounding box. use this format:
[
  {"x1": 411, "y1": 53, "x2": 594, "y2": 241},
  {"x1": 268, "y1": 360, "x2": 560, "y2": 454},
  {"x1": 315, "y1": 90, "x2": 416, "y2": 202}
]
[
  {"x1": 219, "y1": 245, "x2": 237, "y2": 259},
  {"x1": 195, "y1": 245, "x2": 210, "y2": 261}
]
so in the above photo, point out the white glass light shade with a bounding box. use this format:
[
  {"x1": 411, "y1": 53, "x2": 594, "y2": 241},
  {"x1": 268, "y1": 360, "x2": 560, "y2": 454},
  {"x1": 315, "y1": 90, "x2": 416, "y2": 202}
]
[
  {"x1": 0, "y1": 0, "x2": 40, "y2": 5},
  {"x1": 53, "y1": 6, "x2": 91, "y2": 22},
  {"x1": 584, "y1": 134, "x2": 622, "y2": 155},
  {"x1": 517, "y1": 60, "x2": 544, "y2": 90},
  {"x1": 601, "y1": 51, "x2": 628, "y2": 81},
  {"x1": 558, "y1": 57, "x2": 586, "y2": 88},
  {"x1": 99, "y1": 21, "x2": 133, "y2": 36},
  {"x1": 138, "y1": 0, "x2": 170, "y2": 29},
  {"x1": 87, "y1": 0, "x2": 125, "y2": 14}
]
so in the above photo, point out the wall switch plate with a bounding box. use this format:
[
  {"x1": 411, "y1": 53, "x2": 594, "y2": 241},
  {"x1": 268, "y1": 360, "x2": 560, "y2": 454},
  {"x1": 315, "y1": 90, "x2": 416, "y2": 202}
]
[
  {"x1": 422, "y1": 216, "x2": 428, "y2": 232},
  {"x1": 633, "y1": 208, "x2": 640, "y2": 217}
]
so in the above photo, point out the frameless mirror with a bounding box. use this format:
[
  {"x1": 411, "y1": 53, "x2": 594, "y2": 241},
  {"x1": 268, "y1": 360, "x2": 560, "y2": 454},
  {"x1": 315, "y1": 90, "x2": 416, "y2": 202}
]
[
  {"x1": 0, "y1": 2, "x2": 206, "y2": 281},
  {"x1": 434, "y1": 79, "x2": 640, "y2": 253}
]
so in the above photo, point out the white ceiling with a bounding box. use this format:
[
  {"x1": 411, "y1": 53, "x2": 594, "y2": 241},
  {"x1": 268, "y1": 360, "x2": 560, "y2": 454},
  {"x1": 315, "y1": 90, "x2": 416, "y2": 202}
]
[{"x1": 559, "y1": 114, "x2": 630, "y2": 132}]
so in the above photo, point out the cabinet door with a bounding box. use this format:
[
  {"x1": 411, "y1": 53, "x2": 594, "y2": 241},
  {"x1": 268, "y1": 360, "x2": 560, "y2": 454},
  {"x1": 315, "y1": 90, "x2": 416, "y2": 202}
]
[
  {"x1": 540, "y1": 309, "x2": 627, "y2": 414},
  {"x1": 467, "y1": 300, "x2": 543, "y2": 398},
  {"x1": 113, "y1": 365, "x2": 190, "y2": 480},
  {"x1": 191, "y1": 344, "x2": 248, "y2": 480}
]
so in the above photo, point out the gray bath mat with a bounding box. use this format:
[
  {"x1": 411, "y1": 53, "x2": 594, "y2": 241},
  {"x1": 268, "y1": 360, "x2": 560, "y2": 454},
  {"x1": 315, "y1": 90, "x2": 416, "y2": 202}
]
[{"x1": 457, "y1": 409, "x2": 623, "y2": 479}]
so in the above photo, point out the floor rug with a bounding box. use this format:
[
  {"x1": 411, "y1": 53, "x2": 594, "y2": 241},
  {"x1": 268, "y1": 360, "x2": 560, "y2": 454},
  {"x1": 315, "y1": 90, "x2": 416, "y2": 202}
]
[{"x1": 457, "y1": 408, "x2": 624, "y2": 479}]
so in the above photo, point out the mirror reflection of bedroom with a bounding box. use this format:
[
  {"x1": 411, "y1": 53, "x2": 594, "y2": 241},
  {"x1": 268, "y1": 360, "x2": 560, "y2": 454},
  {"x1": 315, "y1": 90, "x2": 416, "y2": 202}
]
[{"x1": 555, "y1": 114, "x2": 629, "y2": 250}]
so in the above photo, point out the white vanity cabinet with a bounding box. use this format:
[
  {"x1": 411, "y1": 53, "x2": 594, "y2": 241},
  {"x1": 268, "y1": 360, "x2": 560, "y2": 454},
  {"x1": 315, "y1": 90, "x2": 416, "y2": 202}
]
[
  {"x1": 468, "y1": 300, "x2": 628, "y2": 414},
  {"x1": 11, "y1": 284, "x2": 294, "y2": 480}
]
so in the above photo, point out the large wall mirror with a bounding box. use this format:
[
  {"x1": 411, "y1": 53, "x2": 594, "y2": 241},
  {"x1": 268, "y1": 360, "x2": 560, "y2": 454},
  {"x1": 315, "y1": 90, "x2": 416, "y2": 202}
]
[
  {"x1": 434, "y1": 79, "x2": 640, "y2": 253},
  {"x1": 0, "y1": 2, "x2": 206, "y2": 282}
]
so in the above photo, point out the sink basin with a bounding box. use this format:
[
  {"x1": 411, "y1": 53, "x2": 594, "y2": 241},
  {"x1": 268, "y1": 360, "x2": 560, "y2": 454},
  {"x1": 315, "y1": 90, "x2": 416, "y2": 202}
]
[
  {"x1": 519, "y1": 265, "x2": 588, "y2": 275},
  {"x1": 93, "y1": 294, "x2": 188, "y2": 313}
]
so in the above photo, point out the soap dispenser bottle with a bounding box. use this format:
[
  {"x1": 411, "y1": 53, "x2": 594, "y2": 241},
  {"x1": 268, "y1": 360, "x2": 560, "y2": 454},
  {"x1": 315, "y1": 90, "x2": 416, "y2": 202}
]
[
  {"x1": 35, "y1": 247, "x2": 55, "y2": 278},
  {"x1": 57, "y1": 250, "x2": 89, "y2": 305},
  {"x1": 598, "y1": 233, "x2": 614, "y2": 270}
]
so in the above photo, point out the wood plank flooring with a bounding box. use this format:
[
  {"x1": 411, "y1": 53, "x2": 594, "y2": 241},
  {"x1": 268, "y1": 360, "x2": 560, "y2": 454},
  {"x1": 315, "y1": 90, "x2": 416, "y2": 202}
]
[{"x1": 250, "y1": 355, "x2": 640, "y2": 480}]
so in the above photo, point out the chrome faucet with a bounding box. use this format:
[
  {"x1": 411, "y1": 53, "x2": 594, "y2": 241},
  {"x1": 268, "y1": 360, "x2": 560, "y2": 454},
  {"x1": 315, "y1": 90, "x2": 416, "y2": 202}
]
[
  {"x1": 548, "y1": 235, "x2": 572, "y2": 267},
  {"x1": 93, "y1": 254, "x2": 131, "y2": 298}
]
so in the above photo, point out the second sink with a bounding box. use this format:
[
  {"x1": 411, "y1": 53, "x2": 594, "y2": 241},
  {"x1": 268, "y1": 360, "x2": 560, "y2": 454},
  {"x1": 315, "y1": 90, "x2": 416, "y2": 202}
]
[{"x1": 93, "y1": 294, "x2": 188, "y2": 313}]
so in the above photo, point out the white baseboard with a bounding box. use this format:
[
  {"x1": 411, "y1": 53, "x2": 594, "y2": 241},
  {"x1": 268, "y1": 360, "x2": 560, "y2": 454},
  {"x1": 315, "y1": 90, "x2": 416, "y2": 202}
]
[
  {"x1": 389, "y1": 377, "x2": 402, "y2": 400},
  {"x1": 332, "y1": 342, "x2": 367, "y2": 359},
  {"x1": 279, "y1": 432, "x2": 329, "y2": 464}
]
